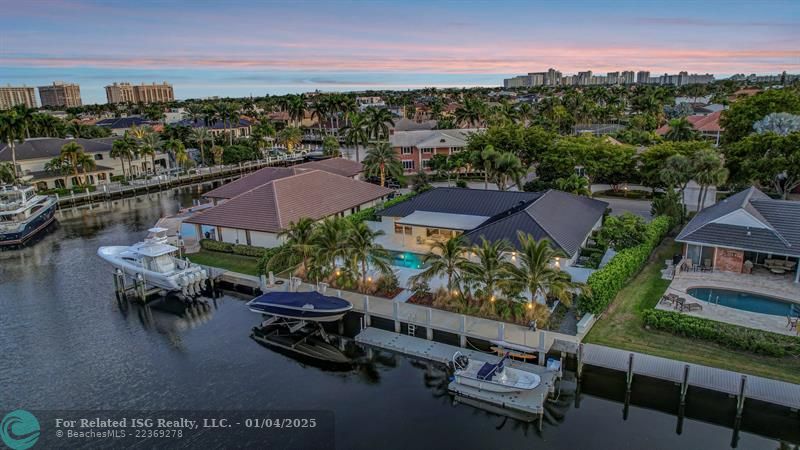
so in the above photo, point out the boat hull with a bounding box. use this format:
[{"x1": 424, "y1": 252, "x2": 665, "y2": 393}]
[
  {"x1": 248, "y1": 304, "x2": 349, "y2": 322},
  {"x1": 0, "y1": 200, "x2": 57, "y2": 246},
  {"x1": 97, "y1": 246, "x2": 208, "y2": 293}
]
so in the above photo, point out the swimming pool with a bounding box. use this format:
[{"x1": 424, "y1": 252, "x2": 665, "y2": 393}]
[
  {"x1": 687, "y1": 287, "x2": 799, "y2": 317},
  {"x1": 385, "y1": 250, "x2": 429, "y2": 270}
]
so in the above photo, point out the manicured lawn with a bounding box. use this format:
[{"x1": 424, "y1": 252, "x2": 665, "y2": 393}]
[
  {"x1": 585, "y1": 237, "x2": 800, "y2": 384},
  {"x1": 187, "y1": 249, "x2": 261, "y2": 276}
]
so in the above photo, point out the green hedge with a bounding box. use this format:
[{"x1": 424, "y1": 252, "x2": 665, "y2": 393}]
[
  {"x1": 346, "y1": 191, "x2": 419, "y2": 224},
  {"x1": 642, "y1": 309, "x2": 800, "y2": 357},
  {"x1": 581, "y1": 216, "x2": 672, "y2": 314},
  {"x1": 199, "y1": 239, "x2": 265, "y2": 257}
]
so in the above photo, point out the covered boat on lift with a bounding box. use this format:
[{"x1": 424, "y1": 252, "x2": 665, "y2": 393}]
[{"x1": 247, "y1": 291, "x2": 352, "y2": 322}]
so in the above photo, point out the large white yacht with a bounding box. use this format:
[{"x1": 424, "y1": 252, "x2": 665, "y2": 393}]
[
  {"x1": 0, "y1": 185, "x2": 58, "y2": 246},
  {"x1": 97, "y1": 227, "x2": 209, "y2": 297}
]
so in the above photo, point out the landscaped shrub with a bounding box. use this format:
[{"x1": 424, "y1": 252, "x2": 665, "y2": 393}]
[
  {"x1": 345, "y1": 191, "x2": 419, "y2": 224},
  {"x1": 232, "y1": 244, "x2": 266, "y2": 257},
  {"x1": 200, "y1": 239, "x2": 234, "y2": 253},
  {"x1": 581, "y1": 216, "x2": 671, "y2": 314},
  {"x1": 200, "y1": 239, "x2": 268, "y2": 257},
  {"x1": 642, "y1": 309, "x2": 800, "y2": 358}
]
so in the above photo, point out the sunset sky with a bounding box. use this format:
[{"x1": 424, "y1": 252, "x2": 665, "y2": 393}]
[{"x1": 2, "y1": 0, "x2": 798, "y2": 103}]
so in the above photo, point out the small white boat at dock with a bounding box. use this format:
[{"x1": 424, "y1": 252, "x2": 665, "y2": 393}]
[
  {"x1": 452, "y1": 352, "x2": 541, "y2": 393},
  {"x1": 97, "y1": 227, "x2": 208, "y2": 297}
]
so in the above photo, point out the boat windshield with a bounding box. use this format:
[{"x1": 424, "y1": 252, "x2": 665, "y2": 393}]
[{"x1": 148, "y1": 254, "x2": 177, "y2": 273}]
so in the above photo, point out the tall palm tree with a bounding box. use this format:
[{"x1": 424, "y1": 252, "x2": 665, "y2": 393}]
[
  {"x1": 342, "y1": 112, "x2": 369, "y2": 162},
  {"x1": 59, "y1": 141, "x2": 86, "y2": 185},
  {"x1": 310, "y1": 216, "x2": 348, "y2": 279},
  {"x1": 409, "y1": 236, "x2": 471, "y2": 293},
  {"x1": 266, "y1": 218, "x2": 317, "y2": 277},
  {"x1": 164, "y1": 139, "x2": 186, "y2": 171},
  {"x1": 505, "y1": 233, "x2": 577, "y2": 306},
  {"x1": 463, "y1": 238, "x2": 514, "y2": 302},
  {"x1": 285, "y1": 94, "x2": 307, "y2": 127},
  {"x1": 473, "y1": 145, "x2": 499, "y2": 190},
  {"x1": 0, "y1": 111, "x2": 24, "y2": 180},
  {"x1": 277, "y1": 126, "x2": 302, "y2": 154},
  {"x1": 139, "y1": 132, "x2": 161, "y2": 174},
  {"x1": 12, "y1": 105, "x2": 35, "y2": 139},
  {"x1": 492, "y1": 152, "x2": 527, "y2": 191},
  {"x1": 346, "y1": 221, "x2": 390, "y2": 293},
  {"x1": 454, "y1": 97, "x2": 487, "y2": 127},
  {"x1": 190, "y1": 127, "x2": 212, "y2": 166},
  {"x1": 691, "y1": 148, "x2": 728, "y2": 212},
  {"x1": 0, "y1": 162, "x2": 16, "y2": 184},
  {"x1": 310, "y1": 100, "x2": 328, "y2": 136},
  {"x1": 363, "y1": 142, "x2": 403, "y2": 187},
  {"x1": 110, "y1": 138, "x2": 133, "y2": 180},
  {"x1": 366, "y1": 107, "x2": 395, "y2": 140},
  {"x1": 66, "y1": 122, "x2": 90, "y2": 138},
  {"x1": 75, "y1": 151, "x2": 96, "y2": 185}
]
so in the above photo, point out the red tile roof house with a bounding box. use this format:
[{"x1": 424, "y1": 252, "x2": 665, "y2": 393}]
[
  {"x1": 389, "y1": 129, "x2": 481, "y2": 173},
  {"x1": 184, "y1": 170, "x2": 392, "y2": 248},
  {"x1": 656, "y1": 110, "x2": 723, "y2": 146}
]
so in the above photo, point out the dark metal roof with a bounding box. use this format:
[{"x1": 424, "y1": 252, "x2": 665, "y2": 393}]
[
  {"x1": 95, "y1": 116, "x2": 154, "y2": 129},
  {"x1": 677, "y1": 186, "x2": 800, "y2": 257},
  {"x1": 378, "y1": 187, "x2": 541, "y2": 218},
  {"x1": 0, "y1": 137, "x2": 118, "y2": 162},
  {"x1": 177, "y1": 118, "x2": 253, "y2": 129},
  {"x1": 464, "y1": 190, "x2": 608, "y2": 257}
]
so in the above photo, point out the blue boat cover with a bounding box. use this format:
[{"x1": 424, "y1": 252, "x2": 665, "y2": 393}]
[
  {"x1": 477, "y1": 354, "x2": 508, "y2": 380},
  {"x1": 250, "y1": 291, "x2": 351, "y2": 310}
]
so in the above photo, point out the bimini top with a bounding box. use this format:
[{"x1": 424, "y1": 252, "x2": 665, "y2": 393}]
[{"x1": 249, "y1": 291, "x2": 352, "y2": 312}]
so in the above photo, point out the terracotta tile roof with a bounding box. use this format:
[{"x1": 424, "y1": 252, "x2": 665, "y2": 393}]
[
  {"x1": 186, "y1": 171, "x2": 393, "y2": 233},
  {"x1": 295, "y1": 158, "x2": 363, "y2": 178},
  {"x1": 203, "y1": 167, "x2": 304, "y2": 199},
  {"x1": 656, "y1": 110, "x2": 722, "y2": 135}
]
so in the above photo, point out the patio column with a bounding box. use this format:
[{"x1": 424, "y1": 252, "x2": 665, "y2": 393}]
[{"x1": 795, "y1": 262, "x2": 799, "y2": 284}]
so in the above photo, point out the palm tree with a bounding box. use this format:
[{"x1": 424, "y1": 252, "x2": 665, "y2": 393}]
[
  {"x1": 555, "y1": 174, "x2": 592, "y2": 196},
  {"x1": 346, "y1": 221, "x2": 390, "y2": 293},
  {"x1": 473, "y1": 145, "x2": 499, "y2": 190},
  {"x1": 164, "y1": 139, "x2": 186, "y2": 171},
  {"x1": 266, "y1": 218, "x2": 317, "y2": 277},
  {"x1": 0, "y1": 111, "x2": 24, "y2": 181},
  {"x1": 691, "y1": 148, "x2": 728, "y2": 212},
  {"x1": 310, "y1": 217, "x2": 348, "y2": 279},
  {"x1": 463, "y1": 238, "x2": 514, "y2": 302},
  {"x1": 366, "y1": 108, "x2": 395, "y2": 140},
  {"x1": 310, "y1": 100, "x2": 328, "y2": 137},
  {"x1": 454, "y1": 97, "x2": 487, "y2": 127},
  {"x1": 60, "y1": 141, "x2": 86, "y2": 185},
  {"x1": 665, "y1": 118, "x2": 697, "y2": 141},
  {"x1": 285, "y1": 94, "x2": 307, "y2": 127},
  {"x1": 342, "y1": 112, "x2": 369, "y2": 162},
  {"x1": 409, "y1": 236, "x2": 471, "y2": 293},
  {"x1": 66, "y1": 122, "x2": 90, "y2": 138},
  {"x1": 211, "y1": 145, "x2": 224, "y2": 166},
  {"x1": 0, "y1": 162, "x2": 16, "y2": 184},
  {"x1": 505, "y1": 232, "x2": 577, "y2": 307},
  {"x1": 12, "y1": 105, "x2": 35, "y2": 139},
  {"x1": 363, "y1": 142, "x2": 403, "y2": 187},
  {"x1": 139, "y1": 132, "x2": 161, "y2": 174},
  {"x1": 110, "y1": 138, "x2": 133, "y2": 180},
  {"x1": 277, "y1": 126, "x2": 302, "y2": 154},
  {"x1": 190, "y1": 127, "x2": 212, "y2": 166},
  {"x1": 75, "y1": 151, "x2": 96, "y2": 185},
  {"x1": 492, "y1": 152, "x2": 527, "y2": 191}
]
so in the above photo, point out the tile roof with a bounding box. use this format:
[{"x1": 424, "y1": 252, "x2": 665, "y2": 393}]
[
  {"x1": 186, "y1": 171, "x2": 393, "y2": 233},
  {"x1": 656, "y1": 110, "x2": 723, "y2": 135},
  {"x1": 378, "y1": 187, "x2": 541, "y2": 218},
  {"x1": 295, "y1": 158, "x2": 363, "y2": 178},
  {"x1": 464, "y1": 190, "x2": 608, "y2": 257},
  {"x1": 677, "y1": 186, "x2": 800, "y2": 257},
  {"x1": 203, "y1": 167, "x2": 304, "y2": 199},
  {"x1": 0, "y1": 137, "x2": 118, "y2": 162}
]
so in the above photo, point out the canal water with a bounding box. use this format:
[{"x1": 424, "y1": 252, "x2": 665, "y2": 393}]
[{"x1": 0, "y1": 186, "x2": 796, "y2": 450}]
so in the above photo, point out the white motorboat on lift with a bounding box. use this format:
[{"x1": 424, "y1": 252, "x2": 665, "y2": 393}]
[
  {"x1": 97, "y1": 227, "x2": 208, "y2": 296},
  {"x1": 452, "y1": 352, "x2": 541, "y2": 393}
]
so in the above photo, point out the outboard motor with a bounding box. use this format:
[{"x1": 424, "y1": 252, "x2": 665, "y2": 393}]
[{"x1": 452, "y1": 352, "x2": 470, "y2": 371}]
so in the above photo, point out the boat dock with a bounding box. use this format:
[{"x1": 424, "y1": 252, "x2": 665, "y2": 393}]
[
  {"x1": 356, "y1": 327, "x2": 560, "y2": 421},
  {"x1": 579, "y1": 343, "x2": 800, "y2": 411}
]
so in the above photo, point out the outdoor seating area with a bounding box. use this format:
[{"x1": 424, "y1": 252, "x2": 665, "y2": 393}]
[
  {"x1": 659, "y1": 293, "x2": 704, "y2": 312},
  {"x1": 765, "y1": 258, "x2": 797, "y2": 275}
]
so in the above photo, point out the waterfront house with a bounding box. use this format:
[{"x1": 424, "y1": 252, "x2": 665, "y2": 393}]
[
  {"x1": 185, "y1": 170, "x2": 392, "y2": 247},
  {"x1": 676, "y1": 187, "x2": 800, "y2": 283},
  {"x1": 0, "y1": 137, "x2": 168, "y2": 190},
  {"x1": 201, "y1": 158, "x2": 364, "y2": 205},
  {"x1": 95, "y1": 116, "x2": 158, "y2": 136},
  {"x1": 177, "y1": 117, "x2": 253, "y2": 140},
  {"x1": 371, "y1": 187, "x2": 607, "y2": 273},
  {"x1": 389, "y1": 129, "x2": 481, "y2": 173}
]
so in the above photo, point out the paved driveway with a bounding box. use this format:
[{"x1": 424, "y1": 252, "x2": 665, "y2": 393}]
[{"x1": 596, "y1": 196, "x2": 653, "y2": 221}]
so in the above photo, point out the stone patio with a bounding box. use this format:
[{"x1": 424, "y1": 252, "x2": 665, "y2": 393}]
[{"x1": 661, "y1": 268, "x2": 800, "y2": 336}]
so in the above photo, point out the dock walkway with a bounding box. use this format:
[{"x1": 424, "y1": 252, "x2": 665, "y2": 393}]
[
  {"x1": 582, "y1": 343, "x2": 800, "y2": 410},
  {"x1": 356, "y1": 327, "x2": 559, "y2": 417}
]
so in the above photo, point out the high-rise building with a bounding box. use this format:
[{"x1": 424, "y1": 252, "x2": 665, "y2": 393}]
[
  {"x1": 544, "y1": 68, "x2": 562, "y2": 86},
  {"x1": 38, "y1": 82, "x2": 82, "y2": 108},
  {"x1": 607, "y1": 72, "x2": 619, "y2": 85},
  {"x1": 621, "y1": 71, "x2": 635, "y2": 84},
  {"x1": 0, "y1": 85, "x2": 37, "y2": 110},
  {"x1": 577, "y1": 71, "x2": 593, "y2": 85},
  {"x1": 105, "y1": 81, "x2": 174, "y2": 104},
  {"x1": 636, "y1": 71, "x2": 650, "y2": 84}
]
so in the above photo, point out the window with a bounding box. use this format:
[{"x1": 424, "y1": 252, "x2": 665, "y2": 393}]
[
  {"x1": 94, "y1": 153, "x2": 104, "y2": 160},
  {"x1": 450, "y1": 147, "x2": 462, "y2": 154},
  {"x1": 394, "y1": 223, "x2": 412, "y2": 235},
  {"x1": 421, "y1": 147, "x2": 433, "y2": 154},
  {"x1": 97, "y1": 173, "x2": 107, "y2": 181},
  {"x1": 401, "y1": 147, "x2": 413, "y2": 155},
  {"x1": 422, "y1": 159, "x2": 431, "y2": 168},
  {"x1": 402, "y1": 160, "x2": 415, "y2": 170}
]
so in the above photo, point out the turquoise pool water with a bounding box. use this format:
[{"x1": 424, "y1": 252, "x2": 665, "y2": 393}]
[
  {"x1": 386, "y1": 250, "x2": 429, "y2": 269},
  {"x1": 687, "y1": 287, "x2": 798, "y2": 317}
]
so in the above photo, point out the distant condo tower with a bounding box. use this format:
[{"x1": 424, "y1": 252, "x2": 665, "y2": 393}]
[
  {"x1": 105, "y1": 81, "x2": 174, "y2": 104},
  {"x1": 38, "y1": 81, "x2": 82, "y2": 108},
  {"x1": 0, "y1": 85, "x2": 37, "y2": 110}
]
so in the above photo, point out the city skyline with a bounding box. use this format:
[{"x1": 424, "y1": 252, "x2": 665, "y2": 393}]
[{"x1": 1, "y1": 0, "x2": 798, "y2": 103}]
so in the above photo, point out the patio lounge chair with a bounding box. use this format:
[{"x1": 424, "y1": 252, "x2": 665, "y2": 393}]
[
  {"x1": 683, "y1": 302, "x2": 703, "y2": 312},
  {"x1": 660, "y1": 293, "x2": 679, "y2": 306}
]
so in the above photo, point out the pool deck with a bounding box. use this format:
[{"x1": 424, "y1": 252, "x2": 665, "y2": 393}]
[{"x1": 665, "y1": 269, "x2": 800, "y2": 336}]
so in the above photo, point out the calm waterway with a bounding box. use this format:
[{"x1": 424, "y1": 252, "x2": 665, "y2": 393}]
[{"x1": 0, "y1": 186, "x2": 796, "y2": 450}]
